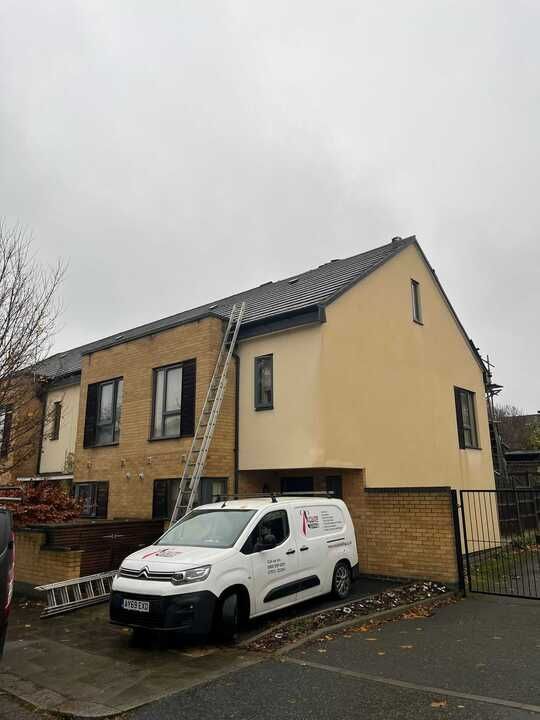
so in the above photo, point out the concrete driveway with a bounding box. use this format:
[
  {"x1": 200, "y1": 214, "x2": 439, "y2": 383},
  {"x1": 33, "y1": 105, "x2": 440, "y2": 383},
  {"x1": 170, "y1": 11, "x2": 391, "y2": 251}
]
[
  {"x1": 0, "y1": 578, "x2": 393, "y2": 717},
  {"x1": 126, "y1": 594, "x2": 540, "y2": 720}
]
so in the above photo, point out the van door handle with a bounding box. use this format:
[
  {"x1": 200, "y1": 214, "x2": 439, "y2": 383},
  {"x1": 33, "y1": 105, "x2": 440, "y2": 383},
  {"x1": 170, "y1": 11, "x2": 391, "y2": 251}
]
[
  {"x1": 286, "y1": 548, "x2": 295, "y2": 555},
  {"x1": 300, "y1": 546, "x2": 309, "y2": 551}
]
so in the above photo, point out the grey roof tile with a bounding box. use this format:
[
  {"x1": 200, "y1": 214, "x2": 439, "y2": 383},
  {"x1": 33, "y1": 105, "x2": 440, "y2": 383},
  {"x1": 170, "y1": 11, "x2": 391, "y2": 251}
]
[{"x1": 35, "y1": 236, "x2": 414, "y2": 380}]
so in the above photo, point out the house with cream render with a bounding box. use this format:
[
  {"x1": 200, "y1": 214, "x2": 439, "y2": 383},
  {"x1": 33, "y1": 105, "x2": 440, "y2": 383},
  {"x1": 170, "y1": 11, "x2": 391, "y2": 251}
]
[{"x1": 24, "y1": 236, "x2": 494, "y2": 580}]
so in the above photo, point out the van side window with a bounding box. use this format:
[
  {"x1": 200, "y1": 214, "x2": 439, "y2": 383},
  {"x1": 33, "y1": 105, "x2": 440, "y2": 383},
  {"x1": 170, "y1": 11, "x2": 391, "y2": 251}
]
[{"x1": 241, "y1": 510, "x2": 289, "y2": 554}]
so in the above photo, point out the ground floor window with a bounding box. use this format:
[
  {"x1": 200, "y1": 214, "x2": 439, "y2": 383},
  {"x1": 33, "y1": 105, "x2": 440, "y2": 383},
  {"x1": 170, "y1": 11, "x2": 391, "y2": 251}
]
[
  {"x1": 152, "y1": 477, "x2": 228, "y2": 519},
  {"x1": 280, "y1": 477, "x2": 314, "y2": 494},
  {"x1": 73, "y1": 482, "x2": 109, "y2": 518},
  {"x1": 326, "y1": 476, "x2": 343, "y2": 499}
]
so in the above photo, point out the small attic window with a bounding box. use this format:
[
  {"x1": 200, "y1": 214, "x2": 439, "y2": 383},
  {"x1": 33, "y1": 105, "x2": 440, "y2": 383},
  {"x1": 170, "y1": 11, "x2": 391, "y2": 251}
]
[
  {"x1": 411, "y1": 280, "x2": 423, "y2": 324},
  {"x1": 288, "y1": 278, "x2": 299, "y2": 285}
]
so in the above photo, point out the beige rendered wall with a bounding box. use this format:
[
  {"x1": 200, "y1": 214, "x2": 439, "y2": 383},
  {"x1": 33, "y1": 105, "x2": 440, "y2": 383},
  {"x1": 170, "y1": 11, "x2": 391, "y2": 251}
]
[
  {"x1": 320, "y1": 243, "x2": 494, "y2": 489},
  {"x1": 238, "y1": 243, "x2": 494, "y2": 492},
  {"x1": 39, "y1": 383, "x2": 80, "y2": 475},
  {"x1": 238, "y1": 324, "x2": 323, "y2": 470}
]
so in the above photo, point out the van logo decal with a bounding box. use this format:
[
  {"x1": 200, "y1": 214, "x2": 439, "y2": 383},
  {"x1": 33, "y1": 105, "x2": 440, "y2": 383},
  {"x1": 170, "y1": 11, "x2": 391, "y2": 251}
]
[{"x1": 300, "y1": 509, "x2": 319, "y2": 535}]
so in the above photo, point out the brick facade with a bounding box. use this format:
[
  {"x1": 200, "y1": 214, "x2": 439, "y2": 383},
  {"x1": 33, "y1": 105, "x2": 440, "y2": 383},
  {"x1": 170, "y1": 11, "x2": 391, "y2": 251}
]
[
  {"x1": 74, "y1": 316, "x2": 236, "y2": 519},
  {"x1": 15, "y1": 530, "x2": 83, "y2": 588}
]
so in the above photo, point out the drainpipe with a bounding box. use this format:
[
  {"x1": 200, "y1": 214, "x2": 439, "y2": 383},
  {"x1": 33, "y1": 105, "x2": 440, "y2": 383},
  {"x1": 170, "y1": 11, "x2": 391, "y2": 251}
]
[{"x1": 233, "y1": 352, "x2": 240, "y2": 495}]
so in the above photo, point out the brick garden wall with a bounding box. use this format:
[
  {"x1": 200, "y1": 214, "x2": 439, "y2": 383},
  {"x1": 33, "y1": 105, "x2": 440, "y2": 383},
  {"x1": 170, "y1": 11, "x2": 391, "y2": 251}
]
[
  {"x1": 343, "y1": 471, "x2": 459, "y2": 584},
  {"x1": 15, "y1": 530, "x2": 83, "y2": 589}
]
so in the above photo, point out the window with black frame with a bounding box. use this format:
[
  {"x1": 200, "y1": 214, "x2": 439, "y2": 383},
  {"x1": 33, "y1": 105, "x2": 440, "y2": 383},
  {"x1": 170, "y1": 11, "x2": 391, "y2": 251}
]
[
  {"x1": 50, "y1": 401, "x2": 62, "y2": 441},
  {"x1": 454, "y1": 387, "x2": 479, "y2": 449},
  {"x1": 151, "y1": 359, "x2": 196, "y2": 439},
  {"x1": 83, "y1": 378, "x2": 123, "y2": 447},
  {"x1": 255, "y1": 354, "x2": 273, "y2": 410},
  {"x1": 152, "y1": 477, "x2": 227, "y2": 519},
  {"x1": 73, "y1": 482, "x2": 109, "y2": 518}
]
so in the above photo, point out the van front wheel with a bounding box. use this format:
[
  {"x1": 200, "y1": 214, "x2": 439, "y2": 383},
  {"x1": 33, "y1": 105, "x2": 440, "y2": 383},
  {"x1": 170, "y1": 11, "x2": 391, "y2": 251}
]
[
  {"x1": 215, "y1": 591, "x2": 240, "y2": 643},
  {"x1": 332, "y1": 561, "x2": 352, "y2": 600}
]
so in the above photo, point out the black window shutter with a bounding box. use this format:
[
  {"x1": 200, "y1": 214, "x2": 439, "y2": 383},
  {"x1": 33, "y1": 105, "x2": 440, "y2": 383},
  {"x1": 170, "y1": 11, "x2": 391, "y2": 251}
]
[
  {"x1": 454, "y1": 388, "x2": 465, "y2": 449},
  {"x1": 83, "y1": 384, "x2": 99, "y2": 448},
  {"x1": 153, "y1": 479, "x2": 168, "y2": 519},
  {"x1": 180, "y1": 359, "x2": 196, "y2": 437},
  {"x1": 1, "y1": 407, "x2": 12, "y2": 458},
  {"x1": 95, "y1": 482, "x2": 109, "y2": 519}
]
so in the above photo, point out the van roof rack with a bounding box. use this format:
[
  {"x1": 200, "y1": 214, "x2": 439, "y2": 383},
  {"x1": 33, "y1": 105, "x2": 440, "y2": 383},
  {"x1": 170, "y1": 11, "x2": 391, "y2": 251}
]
[{"x1": 215, "y1": 491, "x2": 335, "y2": 507}]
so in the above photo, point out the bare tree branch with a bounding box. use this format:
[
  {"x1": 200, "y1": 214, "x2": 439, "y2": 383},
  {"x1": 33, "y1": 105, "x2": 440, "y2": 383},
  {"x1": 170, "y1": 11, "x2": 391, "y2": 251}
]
[{"x1": 0, "y1": 220, "x2": 66, "y2": 475}]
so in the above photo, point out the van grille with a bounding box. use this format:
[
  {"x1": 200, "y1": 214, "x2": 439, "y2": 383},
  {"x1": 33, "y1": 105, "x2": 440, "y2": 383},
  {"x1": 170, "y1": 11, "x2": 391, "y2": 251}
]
[{"x1": 119, "y1": 567, "x2": 174, "y2": 582}]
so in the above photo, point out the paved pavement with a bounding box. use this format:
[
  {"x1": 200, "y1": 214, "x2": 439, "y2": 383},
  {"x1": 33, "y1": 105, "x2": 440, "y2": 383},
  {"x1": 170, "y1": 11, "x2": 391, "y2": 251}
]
[
  {"x1": 0, "y1": 577, "x2": 393, "y2": 717},
  {"x1": 126, "y1": 594, "x2": 540, "y2": 720}
]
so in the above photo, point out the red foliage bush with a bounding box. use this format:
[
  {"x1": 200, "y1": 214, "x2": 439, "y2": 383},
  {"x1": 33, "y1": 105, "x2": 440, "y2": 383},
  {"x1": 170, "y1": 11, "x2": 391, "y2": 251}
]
[{"x1": 2, "y1": 481, "x2": 82, "y2": 527}]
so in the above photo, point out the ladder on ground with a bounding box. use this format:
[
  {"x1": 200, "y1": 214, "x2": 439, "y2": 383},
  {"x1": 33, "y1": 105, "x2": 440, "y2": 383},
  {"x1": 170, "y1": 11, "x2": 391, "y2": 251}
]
[
  {"x1": 36, "y1": 570, "x2": 116, "y2": 617},
  {"x1": 170, "y1": 302, "x2": 246, "y2": 523}
]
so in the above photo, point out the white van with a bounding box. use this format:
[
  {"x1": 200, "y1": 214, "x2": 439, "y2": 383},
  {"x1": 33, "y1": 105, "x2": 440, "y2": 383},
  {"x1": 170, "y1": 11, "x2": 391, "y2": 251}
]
[{"x1": 110, "y1": 496, "x2": 358, "y2": 640}]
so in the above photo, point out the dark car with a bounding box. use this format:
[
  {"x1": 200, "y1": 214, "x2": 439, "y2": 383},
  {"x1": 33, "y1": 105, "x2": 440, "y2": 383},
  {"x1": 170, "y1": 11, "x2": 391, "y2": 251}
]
[{"x1": 0, "y1": 508, "x2": 14, "y2": 657}]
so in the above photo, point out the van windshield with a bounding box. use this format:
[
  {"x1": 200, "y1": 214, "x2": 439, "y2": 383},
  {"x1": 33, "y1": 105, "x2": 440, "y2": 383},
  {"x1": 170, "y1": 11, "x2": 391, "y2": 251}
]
[{"x1": 157, "y1": 509, "x2": 257, "y2": 548}]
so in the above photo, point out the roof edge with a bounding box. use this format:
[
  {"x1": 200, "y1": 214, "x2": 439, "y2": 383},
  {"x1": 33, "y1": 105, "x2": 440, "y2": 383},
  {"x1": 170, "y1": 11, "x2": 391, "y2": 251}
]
[
  {"x1": 321, "y1": 236, "x2": 417, "y2": 309},
  {"x1": 412, "y1": 241, "x2": 487, "y2": 377}
]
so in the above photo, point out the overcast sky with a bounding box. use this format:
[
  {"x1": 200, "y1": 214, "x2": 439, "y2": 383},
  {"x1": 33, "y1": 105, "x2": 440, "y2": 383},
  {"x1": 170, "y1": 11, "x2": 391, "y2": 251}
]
[{"x1": 1, "y1": 1, "x2": 539, "y2": 411}]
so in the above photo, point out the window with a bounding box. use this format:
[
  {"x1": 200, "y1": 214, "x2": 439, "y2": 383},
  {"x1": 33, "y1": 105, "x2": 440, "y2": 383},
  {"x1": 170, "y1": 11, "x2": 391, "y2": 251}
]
[
  {"x1": 152, "y1": 477, "x2": 227, "y2": 519},
  {"x1": 84, "y1": 378, "x2": 123, "y2": 447},
  {"x1": 158, "y1": 508, "x2": 256, "y2": 548},
  {"x1": 0, "y1": 405, "x2": 12, "y2": 458},
  {"x1": 151, "y1": 359, "x2": 196, "y2": 439},
  {"x1": 281, "y1": 477, "x2": 314, "y2": 494},
  {"x1": 411, "y1": 279, "x2": 423, "y2": 324},
  {"x1": 50, "y1": 401, "x2": 62, "y2": 441},
  {"x1": 73, "y1": 482, "x2": 109, "y2": 518},
  {"x1": 454, "y1": 387, "x2": 479, "y2": 449},
  {"x1": 326, "y1": 476, "x2": 343, "y2": 499},
  {"x1": 255, "y1": 354, "x2": 273, "y2": 410},
  {"x1": 242, "y1": 510, "x2": 289, "y2": 554}
]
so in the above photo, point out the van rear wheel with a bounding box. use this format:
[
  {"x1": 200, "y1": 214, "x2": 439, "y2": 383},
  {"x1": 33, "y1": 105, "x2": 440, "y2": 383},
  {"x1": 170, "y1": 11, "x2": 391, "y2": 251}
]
[
  {"x1": 332, "y1": 561, "x2": 352, "y2": 600},
  {"x1": 216, "y1": 591, "x2": 240, "y2": 643}
]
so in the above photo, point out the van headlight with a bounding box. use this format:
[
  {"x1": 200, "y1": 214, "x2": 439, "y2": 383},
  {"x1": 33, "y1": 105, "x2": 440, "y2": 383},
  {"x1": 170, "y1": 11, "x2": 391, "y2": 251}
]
[{"x1": 171, "y1": 565, "x2": 211, "y2": 585}]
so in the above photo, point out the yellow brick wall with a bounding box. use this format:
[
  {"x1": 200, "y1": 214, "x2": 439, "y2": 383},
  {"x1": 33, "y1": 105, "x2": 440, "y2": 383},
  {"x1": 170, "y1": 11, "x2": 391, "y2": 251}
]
[
  {"x1": 74, "y1": 316, "x2": 236, "y2": 519},
  {"x1": 15, "y1": 530, "x2": 83, "y2": 586}
]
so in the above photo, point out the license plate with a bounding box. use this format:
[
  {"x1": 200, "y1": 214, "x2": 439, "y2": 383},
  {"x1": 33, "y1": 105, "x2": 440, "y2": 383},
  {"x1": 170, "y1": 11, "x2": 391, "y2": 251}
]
[{"x1": 122, "y1": 598, "x2": 150, "y2": 613}]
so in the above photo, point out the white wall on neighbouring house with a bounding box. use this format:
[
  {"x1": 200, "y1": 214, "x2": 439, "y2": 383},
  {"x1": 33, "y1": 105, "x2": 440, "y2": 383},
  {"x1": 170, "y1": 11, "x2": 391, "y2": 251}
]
[{"x1": 39, "y1": 383, "x2": 80, "y2": 475}]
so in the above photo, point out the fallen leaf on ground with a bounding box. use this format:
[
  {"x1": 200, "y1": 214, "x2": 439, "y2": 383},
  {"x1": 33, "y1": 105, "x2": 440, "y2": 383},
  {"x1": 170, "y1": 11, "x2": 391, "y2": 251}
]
[
  {"x1": 431, "y1": 699, "x2": 448, "y2": 708},
  {"x1": 377, "y1": 651, "x2": 386, "y2": 656},
  {"x1": 400, "y1": 644, "x2": 414, "y2": 649}
]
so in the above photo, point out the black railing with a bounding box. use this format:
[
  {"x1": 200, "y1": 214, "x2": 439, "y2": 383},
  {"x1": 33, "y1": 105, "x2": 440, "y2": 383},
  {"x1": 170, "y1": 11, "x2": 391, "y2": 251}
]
[{"x1": 460, "y1": 489, "x2": 540, "y2": 600}]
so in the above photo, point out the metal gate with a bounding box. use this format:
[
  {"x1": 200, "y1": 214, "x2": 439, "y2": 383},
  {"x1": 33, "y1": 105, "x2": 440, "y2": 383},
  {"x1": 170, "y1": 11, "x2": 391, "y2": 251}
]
[{"x1": 460, "y1": 489, "x2": 540, "y2": 599}]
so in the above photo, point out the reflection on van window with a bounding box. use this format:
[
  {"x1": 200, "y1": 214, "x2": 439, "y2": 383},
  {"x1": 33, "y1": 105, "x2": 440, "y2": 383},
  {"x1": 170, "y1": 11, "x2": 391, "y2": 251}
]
[{"x1": 158, "y1": 509, "x2": 256, "y2": 548}]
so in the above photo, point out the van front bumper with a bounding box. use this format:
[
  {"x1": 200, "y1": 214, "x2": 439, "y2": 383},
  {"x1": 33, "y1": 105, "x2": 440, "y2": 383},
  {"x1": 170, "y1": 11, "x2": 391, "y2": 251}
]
[{"x1": 109, "y1": 589, "x2": 217, "y2": 634}]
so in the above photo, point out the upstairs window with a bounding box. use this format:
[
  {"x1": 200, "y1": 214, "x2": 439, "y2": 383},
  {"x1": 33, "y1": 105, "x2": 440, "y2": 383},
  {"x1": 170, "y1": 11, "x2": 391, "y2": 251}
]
[
  {"x1": 411, "y1": 279, "x2": 423, "y2": 324},
  {"x1": 151, "y1": 359, "x2": 196, "y2": 440},
  {"x1": 454, "y1": 387, "x2": 479, "y2": 449},
  {"x1": 84, "y1": 378, "x2": 123, "y2": 447},
  {"x1": 50, "y1": 401, "x2": 62, "y2": 441},
  {"x1": 255, "y1": 354, "x2": 273, "y2": 410}
]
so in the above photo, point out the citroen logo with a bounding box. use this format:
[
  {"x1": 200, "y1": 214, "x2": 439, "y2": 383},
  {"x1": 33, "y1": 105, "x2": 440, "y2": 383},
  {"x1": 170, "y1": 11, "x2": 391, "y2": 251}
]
[{"x1": 137, "y1": 566, "x2": 150, "y2": 579}]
